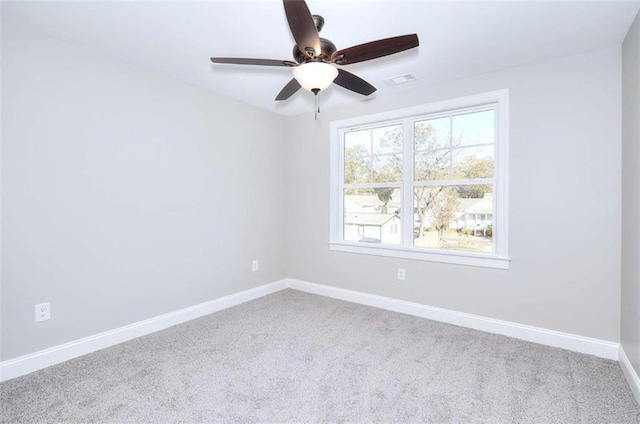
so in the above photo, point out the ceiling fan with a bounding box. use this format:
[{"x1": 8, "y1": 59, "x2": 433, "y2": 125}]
[{"x1": 210, "y1": 0, "x2": 419, "y2": 108}]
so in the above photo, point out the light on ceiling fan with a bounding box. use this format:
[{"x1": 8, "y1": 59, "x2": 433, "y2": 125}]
[{"x1": 293, "y1": 62, "x2": 338, "y2": 92}]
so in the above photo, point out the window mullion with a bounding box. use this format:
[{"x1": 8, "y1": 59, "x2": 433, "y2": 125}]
[
  {"x1": 414, "y1": 178, "x2": 494, "y2": 187},
  {"x1": 402, "y1": 119, "x2": 414, "y2": 247},
  {"x1": 344, "y1": 183, "x2": 402, "y2": 190}
]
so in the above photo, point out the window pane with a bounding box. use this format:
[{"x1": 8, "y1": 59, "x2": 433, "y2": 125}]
[
  {"x1": 415, "y1": 150, "x2": 451, "y2": 181},
  {"x1": 373, "y1": 124, "x2": 403, "y2": 154},
  {"x1": 345, "y1": 130, "x2": 371, "y2": 154},
  {"x1": 344, "y1": 188, "x2": 401, "y2": 245},
  {"x1": 344, "y1": 144, "x2": 371, "y2": 184},
  {"x1": 413, "y1": 185, "x2": 493, "y2": 253},
  {"x1": 451, "y1": 145, "x2": 494, "y2": 179},
  {"x1": 415, "y1": 117, "x2": 450, "y2": 151},
  {"x1": 452, "y1": 110, "x2": 494, "y2": 147},
  {"x1": 373, "y1": 154, "x2": 402, "y2": 183}
]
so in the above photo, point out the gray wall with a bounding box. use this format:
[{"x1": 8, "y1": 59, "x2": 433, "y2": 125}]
[
  {"x1": 0, "y1": 23, "x2": 628, "y2": 362},
  {"x1": 1, "y1": 27, "x2": 287, "y2": 360},
  {"x1": 622, "y1": 11, "x2": 640, "y2": 374},
  {"x1": 286, "y1": 47, "x2": 622, "y2": 342}
]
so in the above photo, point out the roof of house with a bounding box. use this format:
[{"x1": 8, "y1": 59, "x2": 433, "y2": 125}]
[
  {"x1": 458, "y1": 197, "x2": 493, "y2": 214},
  {"x1": 344, "y1": 213, "x2": 399, "y2": 227},
  {"x1": 345, "y1": 192, "x2": 401, "y2": 212},
  {"x1": 345, "y1": 195, "x2": 383, "y2": 208},
  {"x1": 458, "y1": 198, "x2": 481, "y2": 211}
]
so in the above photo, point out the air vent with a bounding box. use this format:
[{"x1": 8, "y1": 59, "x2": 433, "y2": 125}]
[{"x1": 383, "y1": 73, "x2": 417, "y2": 86}]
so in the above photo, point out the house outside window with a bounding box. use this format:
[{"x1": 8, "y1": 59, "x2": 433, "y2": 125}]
[{"x1": 330, "y1": 90, "x2": 510, "y2": 269}]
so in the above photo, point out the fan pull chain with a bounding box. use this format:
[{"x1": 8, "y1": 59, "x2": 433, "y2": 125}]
[{"x1": 312, "y1": 88, "x2": 320, "y2": 120}]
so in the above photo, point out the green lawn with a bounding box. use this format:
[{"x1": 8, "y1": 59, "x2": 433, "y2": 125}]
[{"x1": 414, "y1": 230, "x2": 492, "y2": 253}]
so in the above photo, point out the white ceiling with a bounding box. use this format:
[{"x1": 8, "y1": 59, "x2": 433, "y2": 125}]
[{"x1": 3, "y1": 1, "x2": 639, "y2": 116}]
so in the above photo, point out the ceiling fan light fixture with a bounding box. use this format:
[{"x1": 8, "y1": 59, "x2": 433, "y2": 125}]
[{"x1": 293, "y1": 62, "x2": 338, "y2": 92}]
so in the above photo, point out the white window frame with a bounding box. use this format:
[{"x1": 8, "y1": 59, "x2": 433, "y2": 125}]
[{"x1": 329, "y1": 90, "x2": 510, "y2": 269}]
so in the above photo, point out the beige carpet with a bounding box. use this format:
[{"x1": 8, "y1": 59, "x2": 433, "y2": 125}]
[{"x1": 1, "y1": 289, "x2": 639, "y2": 423}]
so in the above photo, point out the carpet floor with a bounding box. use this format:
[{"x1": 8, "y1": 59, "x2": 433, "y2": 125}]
[{"x1": 1, "y1": 289, "x2": 639, "y2": 423}]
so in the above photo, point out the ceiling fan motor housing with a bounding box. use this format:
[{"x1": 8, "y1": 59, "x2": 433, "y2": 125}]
[
  {"x1": 293, "y1": 37, "x2": 336, "y2": 63},
  {"x1": 291, "y1": 15, "x2": 335, "y2": 63}
]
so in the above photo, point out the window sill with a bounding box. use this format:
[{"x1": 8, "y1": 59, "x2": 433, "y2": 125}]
[{"x1": 329, "y1": 241, "x2": 510, "y2": 269}]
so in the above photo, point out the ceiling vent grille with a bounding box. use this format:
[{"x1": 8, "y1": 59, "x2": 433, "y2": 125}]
[{"x1": 383, "y1": 74, "x2": 417, "y2": 86}]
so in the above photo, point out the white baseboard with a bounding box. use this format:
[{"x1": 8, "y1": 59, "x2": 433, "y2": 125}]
[
  {"x1": 0, "y1": 277, "x2": 622, "y2": 383},
  {"x1": 619, "y1": 346, "x2": 640, "y2": 405},
  {"x1": 0, "y1": 279, "x2": 288, "y2": 382},
  {"x1": 286, "y1": 278, "x2": 619, "y2": 360}
]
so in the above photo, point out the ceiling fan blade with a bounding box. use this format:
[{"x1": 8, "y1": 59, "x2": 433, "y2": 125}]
[
  {"x1": 210, "y1": 57, "x2": 297, "y2": 67},
  {"x1": 283, "y1": 0, "x2": 321, "y2": 57},
  {"x1": 333, "y1": 69, "x2": 376, "y2": 96},
  {"x1": 332, "y1": 34, "x2": 419, "y2": 65},
  {"x1": 275, "y1": 78, "x2": 302, "y2": 101}
]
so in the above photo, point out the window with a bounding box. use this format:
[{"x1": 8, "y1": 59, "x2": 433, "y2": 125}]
[{"x1": 330, "y1": 90, "x2": 509, "y2": 269}]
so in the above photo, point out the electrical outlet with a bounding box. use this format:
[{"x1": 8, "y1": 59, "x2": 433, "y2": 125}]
[
  {"x1": 397, "y1": 268, "x2": 406, "y2": 281},
  {"x1": 252, "y1": 260, "x2": 259, "y2": 272},
  {"x1": 35, "y1": 302, "x2": 50, "y2": 322}
]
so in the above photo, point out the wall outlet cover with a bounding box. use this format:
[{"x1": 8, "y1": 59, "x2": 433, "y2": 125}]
[{"x1": 35, "y1": 303, "x2": 51, "y2": 322}]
